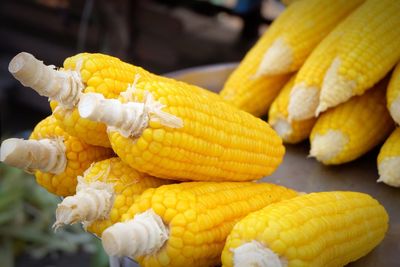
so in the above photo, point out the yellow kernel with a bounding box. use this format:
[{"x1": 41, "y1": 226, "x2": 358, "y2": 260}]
[
  {"x1": 71, "y1": 141, "x2": 83, "y2": 152},
  {"x1": 109, "y1": 209, "x2": 119, "y2": 222},
  {"x1": 136, "y1": 138, "x2": 148, "y2": 150},
  {"x1": 153, "y1": 129, "x2": 165, "y2": 142},
  {"x1": 171, "y1": 214, "x2": 186, "y2": 227},
  {"x1": 157, "y1": 250, "x2": 170, "y2": 266},
  {"x1": 171, "y1": 226, "x2": 185, "y2": 237},
  {"x1": 169, "y1": 236, "x2": 184, "y2": 249},
  {"x1": 183, "y1": 209, "x2": 196, "y2": 222}
]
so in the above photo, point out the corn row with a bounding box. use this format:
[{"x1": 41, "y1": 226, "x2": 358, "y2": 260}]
[{"x1": 222, "y1": 191, "x2": 388, "y2": 267}]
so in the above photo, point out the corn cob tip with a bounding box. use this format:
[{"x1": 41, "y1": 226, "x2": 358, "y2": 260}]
[
  {"x1": 232, "y1": 241, "x2": 287, "y2": 267},
  {"x1": 0, "y1": 138, "x2": 67, "y2": 173},
  {"x1": 102, "y1": 209, "x2": 168, "y2": 258},
  {"x1": 310, "y1": 130, "x2": 348, "y2": 164},
  {"x1": 8, "y1": 52, "x2": 83, "y2": 108},
  {"x1": 319, "y1": 58, "x2": 356, "y2": 112},
  {"x1": 270, "y1": 118, "x2": 292, "y2": 142},
  {"x1": 54, "y1": 182, "x2": 114, "y2": 230},
  {"x1": 288, "y1": 83, "x2": 319, "y2": 120},
  {"x1": 389, "y1": 97, "x2": 400, "y2": 125},
  {"x1": 377, "y1": 157, "x2": 400, "y2": 187},
  {"x1": 255, "y1": 38, "x2": 293, "y2": 77}
]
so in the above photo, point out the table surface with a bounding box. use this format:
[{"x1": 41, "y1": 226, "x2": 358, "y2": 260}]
[{"x1": 164, "y1": 63, "x2": 400, "y2": 267}]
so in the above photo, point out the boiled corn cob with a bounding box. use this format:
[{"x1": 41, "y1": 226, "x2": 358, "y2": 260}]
[
  {"x1": 220, "y1": 70, "x2": 290, "y2": 117},
  {"x1": 317, "y1": 0, "x2": 400, "y2": 114},
  {"x1": 256, "y1": 0, "x2": 363, "y2": 76},
  {"x1": 387, "y1": 62, "x2": 400, "y2": 125},
  {"x1": 9, "y1": 52, "x2": 219, "y2": 148},
  {"x1": 288, "y1": 14, "x2": 351, "y2": 120},
  {"x1": 268, "y1": 75, "x2": 316, "y2": 144},
  {"x1": 221, "y1": 191, "x2": 388, "y2": 267},
  {"x1": 101, "y1": 182, "x2": 298, "y2": 267},
  {"x1": 377, "y1": 128, "x2": 400, "y2": 187},
  {"x1": 309, "y1": 80, "x2": 394, "y2": 165},
  {"x1": 77, "y1": 76, "x2": 285, "y2": 182},
  {"x1": 54, "y1": 157, "x2": 171, "y2": 236},
  {"x1": 0, "y1": 116, "x2": 112, "y2": 196}
]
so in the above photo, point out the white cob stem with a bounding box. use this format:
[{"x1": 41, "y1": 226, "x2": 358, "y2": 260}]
[
  {"x1": 8, "y1": 52, "x2": 84, "y2": 108},
  {"x1": 0, "y1": 138, "x2": 66, "y2": 174},
  {"x1": 54, "y1": 181, "x2": 114, "y2": 230},
  {"x1": 288, "y1": 83, "x2": 319, "y2": 121},
  {"x1": 309, "y1": 130, "x2": 348, "y2": 163},
  {"x1": 389, "y1": 96, "x2": 400, "y2": 125},
  {"x1": 255, "y1": 38, "x2": 293, "y2": 77},
  {"x1": 318, "y1": 57, "x2": 356, "y2": 115},
  {"x1": 377, "y1": 157, "x2": 400, "y2": 187},
  {"x1": 233, "y1": 241, "x2": 287, "y2": 267},
  {"x1": 78, "y1": 92, "x2": 183, "y2": 138},
  {"x1": 102, "y1": 209, "x2": 168, "y2": 258}
]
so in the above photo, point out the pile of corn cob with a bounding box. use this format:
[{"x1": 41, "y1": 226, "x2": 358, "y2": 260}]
[
  {"x1": 222, "y1": 0, "x2": 400, "y2": 188},
  {"x1": 0, "y1": 50, "x2": 389, "y2": 266},
  {"x1": 0, "y1": 0, "x2": 397, "y2": 265}
]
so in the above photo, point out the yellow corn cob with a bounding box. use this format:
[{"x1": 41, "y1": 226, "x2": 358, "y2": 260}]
[
  {"x1": 387, "y1": 62, "x2": 400, "y2": 125},
  {"x1": 101, "y1": 182, "x2": 298, "y2": 267},
  {"x1": 377, "y1": 128, "x2": 400, "y2": 187},
  {"x1": 309, "y1": 80, "x2": 394, "y2": 165},
  {"x1": 221, "y1": 191, "x2": 388, "y2": 267},
  {"x1": 317, "y1": 0, "x2": 400, "y2": 114},
  {"x1": 268, "y1": 75, "x2": 316, "y2": 144},
  {"x1": 77, "y1": 74, "x2": 285, "y2": 182},
  {"x1": 258, "y1": 0, "x2": 364, "y2": 76},
  {"x1": 288, "y1": 15, "x2": 351, "y2": 120},
  {"x1": 0, "y1": 116, "x2": 112, "y2": 196},
  {"x1": 54, "y1": 157, "x2": 171, "y2": 236}
]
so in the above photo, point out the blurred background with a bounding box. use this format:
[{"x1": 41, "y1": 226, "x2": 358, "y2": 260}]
[{"x1": 0, "y1": 0, "x2": 284, "y2": 266}]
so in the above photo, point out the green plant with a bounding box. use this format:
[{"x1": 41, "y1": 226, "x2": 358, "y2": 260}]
[{"x1": 0, "y1": 164, "x2": 109, "y2": 267}]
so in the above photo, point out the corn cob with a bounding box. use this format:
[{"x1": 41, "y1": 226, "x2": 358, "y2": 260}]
[
  {"x1": 221, "y1": 191, "x2": 388, "y2": 267},
  {"x1": 288, "y1": 15, "x2": 350, "y2": 120},
  {"x1": 268, "y1": 75, "x2": 316, "y2": 144},
  {"x1": 257, "y1": 0, "x2": 364, "y2": 76},
  {"x1": 77, "y1": 76, "x2": 285, "y2": 182},
  {"x1": 317, "y1": 0, "x2": 400, "y2": 114},
  {"x1": 9, "y1": 52, "x2": 219, "y2": 148},
  {"x1": 377, "y1": 128, "x2": 400, "y2": 187},
  {"x1": 387, "y1": 62, "x2": 400, "y2": 125},
  {"x1": 0, "y1": 116, "x2": 112, "y2": 196},
  {"x1": 101, "y1": 182, "x2": 298, "y2": 267},
  {"x1": 220, "y1": 70, "x2": 290, "y2": 117},
  {"x1": 54, "y1": 157, "x2": 171, "y2": 236},
  {"x1": 309, "y1": 80, "x2": 394, "y2": 165}
]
